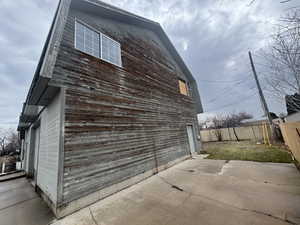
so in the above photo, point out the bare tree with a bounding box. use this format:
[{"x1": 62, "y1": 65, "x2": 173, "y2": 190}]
[
  {"x1": 261, "y1": 10, "x2": 300, "y2": 111},
  {"x1": 224, "y1": 112, "x2": 253, "y2": 141},
  {"x1": 207, "y1": 112, "x2": 253, "y2": 129},
  {"x1": 211, "y1": 115, "x2": 225, "y2": 141},
  {"x1": 0, "y1": 129, "x2": 7, "y2": 153},
  {"x1": 0, "y1": 128, "x2": 19, "y2": 156},
  {"x1": 6, "y1": 130, "x2": 20, "y2": 154},
  {"x1": 223, "y1": 112, "x2": 253, "y2": 128},
  {"x1": 207, "y1": 112, "x2": 253, "y2": 141}
]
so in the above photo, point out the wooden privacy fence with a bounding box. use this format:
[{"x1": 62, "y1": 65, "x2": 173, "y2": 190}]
[
  {"x1": 279, "y1": 122, "x2": 300, "y2": 162},
  {"x1": 200, "y1": 125, "x2": 270, "y2": 143}
]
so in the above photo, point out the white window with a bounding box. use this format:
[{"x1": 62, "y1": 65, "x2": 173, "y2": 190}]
[
  {"x1": 102, "y1": 34, "x2": 122, "y2": 67},
  {"x1": 75, "y1": 22, "x2": 85, "y2": 52},
  {"x1": 75, "y1": 22, "x2": 100, "y2": 58},
  {"x1": 75, "y1": 21, "x2": 122, "y2": 67}
]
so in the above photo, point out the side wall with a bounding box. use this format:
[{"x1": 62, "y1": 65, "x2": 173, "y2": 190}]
[
  {"x1": 50, "y1": 5, "x2": 199, "y2": 214},
  {"x1": 22, "y1": 91, "x2": 63, "y2": 204},
  {"x1": 37, "y1": 91, "x2": 63, "y2": 204}
]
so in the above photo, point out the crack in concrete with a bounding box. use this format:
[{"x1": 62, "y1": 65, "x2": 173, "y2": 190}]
[
  {"x1": 241, "y1": 209, "x2": 298, "y2": 225},
  {"x1": 175, "y1": 168, "x2": 197, "y2": 173},
  {"x1": 181, "y1": 193, "x2": 192, "y2": 206},
  {"x1": 218, "y1": 161, "x2": 231, "y2": 175},
  {"x1": 175, "y1": 167, "x2": 300, "y2": 187},
  {"x1": 0, "y1": 196, "x2": 39, "y2": 212},
  {"x1": 254, "y1": 179, "x2": 300, "y2": 187},
  {"x1": 171, "y1": 185, "x2": 184, "y2": 192},
  {"x1": 89, "y1": 208, "x2": 99, "y2": 225},
  {"x1": 157, "y1": 176, "x2": 298, "y2": 225}
]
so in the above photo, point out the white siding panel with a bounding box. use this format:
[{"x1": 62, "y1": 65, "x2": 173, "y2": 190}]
[
  {"x1": 24, "y1": 128, "x2": 32, "y2": 173},
  {"x1": 37, "y1": 91, "x2": 62, "y2": 203}
]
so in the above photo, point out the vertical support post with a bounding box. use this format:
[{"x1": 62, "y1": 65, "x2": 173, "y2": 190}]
[
  {"x1": 262, "y1": 122, "x2": 266, "y2": 145},
  {"x1": 265, "y1": 123, "x2": 271, "y2": 147},
  {"x1": 251, "y1": 126, "x2": 257, "y2": 141}
]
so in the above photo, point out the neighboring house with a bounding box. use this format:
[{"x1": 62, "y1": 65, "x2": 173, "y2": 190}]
[
  {"x1": 285, "y1": 112, "x2": 300, "y2": 122},
  {"x1": 285, "y1": 93, "x2": 300, "y2": 122},
  {"x1": 17, "y1": 0, "x2": 202, "y2": 218}
]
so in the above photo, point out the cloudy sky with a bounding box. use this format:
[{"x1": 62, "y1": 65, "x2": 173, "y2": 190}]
[{"x1": 0, "y1": 0, "x2": 298, "y2": 129}]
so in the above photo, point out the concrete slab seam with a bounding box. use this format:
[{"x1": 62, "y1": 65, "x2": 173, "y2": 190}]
[{"x1": 157, "y1": 175, "x2": 298, "y2": 225}]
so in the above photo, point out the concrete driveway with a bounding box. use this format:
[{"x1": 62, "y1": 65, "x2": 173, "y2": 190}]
[
  {"x1": 0, "y1": 178, "x2": 54, "y2": 225},
  {"x1": 51, "y1": 158, "x2": 300, "y2": 225}
]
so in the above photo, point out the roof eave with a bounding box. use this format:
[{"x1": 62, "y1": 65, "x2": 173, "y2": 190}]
[{"x1": 18, "y1": 0, "x2": 72, "y2": 128}]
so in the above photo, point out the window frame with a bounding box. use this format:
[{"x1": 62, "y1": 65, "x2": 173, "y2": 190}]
[
  {"x1": 178, "y1": 79, "x2": 190, "y2": 96},
  {"x1": 74, "y1": 18, "x2": 122, "y2": 68},
  {"x1": 101, "y1": 33, "x2": 122, "y2": 67}
]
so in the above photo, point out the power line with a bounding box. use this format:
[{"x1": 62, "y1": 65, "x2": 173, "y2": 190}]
[
  {"x1": 198, "y1": 78, "x2": 245, "y2": 83},
  {"x1": 198, "y1": 70, "x2": 254, "y2": 84},
  {"x1": 205, "y1": 77, "x2": 255, "y2": 104},
  {"x1": 206, "y1": 85, "x2": 256, "y2": 105},
  {"x1": 206, "y1": 93, "x2": 258, "y2": 112}
]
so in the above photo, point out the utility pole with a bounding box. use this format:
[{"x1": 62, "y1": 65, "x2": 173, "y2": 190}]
[{"x1": 248, "y1": 51, "x2": 273, "y2": 126}]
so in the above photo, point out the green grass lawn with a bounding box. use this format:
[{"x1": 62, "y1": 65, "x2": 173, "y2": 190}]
[{"x1": 202, "y1": 141, "x2": 293, "y2": 163}]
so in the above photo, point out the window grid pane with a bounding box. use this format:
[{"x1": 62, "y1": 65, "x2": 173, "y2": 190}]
[
  {"x1": 75, "y1": 22, "x2": 85, "y2": 52},
  {"x1": 75, "y1": 21, "x2": 121, "y2": 67},
  {"x1": 102, "y1": 34, "x2": 121, "y2": 66}
]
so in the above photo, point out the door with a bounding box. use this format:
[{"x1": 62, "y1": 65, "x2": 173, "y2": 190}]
[{"x1": 187, "y1": 125, "x2": 196, "y2": 154}]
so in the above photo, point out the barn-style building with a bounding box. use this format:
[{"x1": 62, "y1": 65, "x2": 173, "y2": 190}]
[{"x1": 18, "y1": 0, "x2": 203, "y2": 217}]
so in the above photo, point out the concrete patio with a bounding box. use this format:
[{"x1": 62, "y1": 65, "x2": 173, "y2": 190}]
[
  {"x1": 51, "y1": 158, "x2": 300, "y2": 225},
  {"x1": 1, "y1": 157, "x2": 300, "y2": 225}
]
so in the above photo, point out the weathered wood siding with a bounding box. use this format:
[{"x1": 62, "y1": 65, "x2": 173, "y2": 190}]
[{"x1": 51, "y1": 5, "x2": 199, "y2": 205}]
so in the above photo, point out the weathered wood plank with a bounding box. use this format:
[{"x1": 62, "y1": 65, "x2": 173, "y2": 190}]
[{"x1": 52, "y1": 6, "x2": 199, "y2": 205}]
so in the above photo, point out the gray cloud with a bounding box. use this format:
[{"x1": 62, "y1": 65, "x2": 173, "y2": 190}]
[
  {"x1": 0, "y1": 0, "x2": 297, "y2": 129},
  {"x1": 0, "y1": 0, "x2": 58, "y2": 128},
  {"x1": 89, "y1": 0, "x2": 298, "y2": 118}
]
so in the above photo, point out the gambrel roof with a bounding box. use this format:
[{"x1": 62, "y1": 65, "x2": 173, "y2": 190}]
[{"x1": 18, "y1": 0, "x2": 202, "y2": 130}]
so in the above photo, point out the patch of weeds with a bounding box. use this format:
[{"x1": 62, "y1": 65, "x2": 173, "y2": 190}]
[{"x1": 203, "y1": 142, "x2": 293, "y2": 163}]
